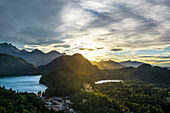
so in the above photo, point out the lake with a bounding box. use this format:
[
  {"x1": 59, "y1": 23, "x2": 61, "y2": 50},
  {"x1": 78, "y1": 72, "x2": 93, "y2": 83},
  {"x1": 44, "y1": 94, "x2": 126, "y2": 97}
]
[
  {"x1": 0, "y1": 75, "x2": 47, "y2": 94},
  {"x1": 95, "y1": 80, "x2": 123, "y2": 84}
]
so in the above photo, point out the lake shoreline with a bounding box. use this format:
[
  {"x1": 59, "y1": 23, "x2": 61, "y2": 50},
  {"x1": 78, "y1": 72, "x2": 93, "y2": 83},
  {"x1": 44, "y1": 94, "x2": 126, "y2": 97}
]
[
  {"x1": 0, "y1": 75, "x2": 47, "y2": 94},
  {"x1": 0, "y1": 73, "x2": 41, "y2": 77}
]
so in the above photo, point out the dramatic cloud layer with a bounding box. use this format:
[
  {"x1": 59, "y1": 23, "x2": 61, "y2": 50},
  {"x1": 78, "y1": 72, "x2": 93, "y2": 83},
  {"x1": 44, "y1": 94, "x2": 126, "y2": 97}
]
[{"x1": 0, "y1": 0, "x2": 170, "y2": 66}]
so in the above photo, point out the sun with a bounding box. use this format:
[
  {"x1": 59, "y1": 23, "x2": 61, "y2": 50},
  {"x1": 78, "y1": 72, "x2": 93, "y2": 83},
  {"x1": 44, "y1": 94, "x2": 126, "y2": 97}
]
[{"x1": 70, "y1": 38, "x2": 104, "y2": 60}]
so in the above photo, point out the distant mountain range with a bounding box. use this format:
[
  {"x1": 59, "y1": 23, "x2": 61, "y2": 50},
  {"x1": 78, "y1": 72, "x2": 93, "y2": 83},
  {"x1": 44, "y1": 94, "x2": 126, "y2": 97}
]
[
  {"x1": 120, "y1": 60, "x2": 144, "y2": 67},
  {"x1": 91, "y1": 60, "x2": 144, "y2": 70},
  {"x1": 0, "y1": 43, "x2": 61, "y2": 66},
  {"x1": 104, "y1": 64, "x2": 170, "y2": 85},
  {"x1": 0, "y1": 54, "x2": 37, "y2": 76},
  {"x1": 91, "y1": 60, "x2": 125, "y2": 70}
]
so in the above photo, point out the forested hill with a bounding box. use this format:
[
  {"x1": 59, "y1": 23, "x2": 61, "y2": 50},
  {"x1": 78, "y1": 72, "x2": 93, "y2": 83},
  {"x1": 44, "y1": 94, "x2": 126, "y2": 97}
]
[
  {"x1": 38, "y1": 53, "x2": 100, "y2": 75},
  {"x1": 39, "y1": 54, "x2": 103, "y2": 96},
  {"x1": 130, "y1": 64, "x2": 170, "y2": 84},
  {"x1": 105, "y1": 64, "x2": 170, "y2": 86},
  {"x1": 0, "y1": 54, "x2": 37, "y2": 76}
]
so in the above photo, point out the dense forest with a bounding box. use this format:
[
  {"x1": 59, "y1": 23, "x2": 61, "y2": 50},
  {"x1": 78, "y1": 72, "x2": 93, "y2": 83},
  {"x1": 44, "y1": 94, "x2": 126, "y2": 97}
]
[
  {"x1": 102, "y1": 64, "x2": 170, "y2": 86},
  {"x1": 43, "y1": 80, "x2": 170, "y2": 113},
  {"x1": 94, "y1": 81, "x2": 170, "y2": 113},
  {"x1": 0, "y1": 86, "x2": 49, "y2": 113}
]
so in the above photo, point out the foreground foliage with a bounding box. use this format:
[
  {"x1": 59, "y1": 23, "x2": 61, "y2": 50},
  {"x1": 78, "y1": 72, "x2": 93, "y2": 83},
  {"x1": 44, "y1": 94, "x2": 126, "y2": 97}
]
[
  {"x1": 71, "y1": 91, "x2": 124, "y2": 113},
  {"x1": 94, "y1": 81, "x2": 170, "y2": 113},
  {"x1": 0, "y1": 86, "x2": 49, "y2": 113}
]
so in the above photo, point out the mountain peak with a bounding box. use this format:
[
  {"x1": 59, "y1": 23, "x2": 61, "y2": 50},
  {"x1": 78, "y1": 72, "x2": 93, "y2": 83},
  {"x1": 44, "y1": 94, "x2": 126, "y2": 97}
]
[
  {"x1": 32, "y1": 49, "x2": 43, "y2": 54},
  {"x1": 120, "y1": 60, "x2": 144, "y2": 68},
  {"x1": 38, "y1": 53, "x2": 99, "y2": 74},
  {"x1": 0, "y1": 42, "x2": 19, "y2": 53},
  {"x1": 47, "y1": 50, "x2": 60, "y2": 55},
  {"x1": 0, "y1": 42, "x2": 17, "y2": 48},
  {"x1": 138, "y1": 64, "x2": 152, "y2": 68},
  {"x1": 0, "y1": 42, "x2": 61, "y2": 66},
  {"x1": 72, "y1": 53, "x2": 84, "y2": 57},
  {"x1": 0, "y1": 42, "x2": 11, "y2": 45}
]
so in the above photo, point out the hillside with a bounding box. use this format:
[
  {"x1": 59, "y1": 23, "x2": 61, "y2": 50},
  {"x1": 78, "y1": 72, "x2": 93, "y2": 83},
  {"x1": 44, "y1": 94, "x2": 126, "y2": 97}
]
[
  {"x1": 38, "y1": 53, "x2": 99, "y2": 75},
  {"x1": 39, "y1": 54, "x2": 102, "y2": 96},
  {"x1": 128, "y1": 64, "x2": 170, "y2": 84},
  {"x1": 0, "y1": 54, "x2": 37, "y2": 75},
  {"x1": 0, "y1": 43, "x2": 61, "y2": 66},
  {"x1": 106, "y1": 64, "x2": 170, "y2": 85}
]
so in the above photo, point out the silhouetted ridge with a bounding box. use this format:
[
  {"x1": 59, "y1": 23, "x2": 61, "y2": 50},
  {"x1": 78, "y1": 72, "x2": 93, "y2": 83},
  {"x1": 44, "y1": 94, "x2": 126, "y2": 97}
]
[
  {"x1": 106, "y1": 64, "x2": 170, "y2": 85},
  {"x1": 92, "y1": 60, "x2": 124, "y2": 70},
  {"x1": 0, "y1": 42, "x2": 61, "y2": 66},
  {"x1": 0, "y1": 54, "x2": 37, "y2": 75},
  {"x1": 38, "y1": 53, "x2": 99, "y2": 75},
  {"x1": 32, "y1": 49, "x2": 43, "y2": 54},
  {"x1": 137, "y1": 63, "x2": 152, "y2": 68},
  {"x1": 120, "y1": 60, "x2": 144, "y2": 67}
]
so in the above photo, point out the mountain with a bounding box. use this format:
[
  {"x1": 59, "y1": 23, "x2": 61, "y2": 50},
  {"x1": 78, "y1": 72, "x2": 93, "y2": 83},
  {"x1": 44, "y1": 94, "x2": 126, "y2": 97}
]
[
  {"x1": 91, "y1": 60, "x2": 124, "y2": 70},
  {"x1": 39, "y1": 54, "x2": 101, "y2": 96},
  {"x1": 38, "y1": 53, "x2": 99, "y2": 74},
  {"x1": 120, "y1": 60, "x2": 144, "y2": 67},
  {"x1": 0, "y1": 43, "x2": 61, "y2": 66},
  {"x1": 0, "y1": 54, "x2": 37, "y2": 75},
  {"x1": 162, "y1": 66, "x2": 170, "y2": 70},
  {"x1": 129, "y1": 64, "x2": 170, "y2": 84},
  {"x1": 106, "y1": 64, "x2": 170, "y2": 85}
]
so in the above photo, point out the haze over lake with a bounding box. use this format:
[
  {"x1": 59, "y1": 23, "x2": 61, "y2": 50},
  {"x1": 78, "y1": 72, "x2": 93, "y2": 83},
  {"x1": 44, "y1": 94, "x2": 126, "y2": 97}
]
[{"x1": 0, "y1": 75, "x2": 47, "y2": 94}]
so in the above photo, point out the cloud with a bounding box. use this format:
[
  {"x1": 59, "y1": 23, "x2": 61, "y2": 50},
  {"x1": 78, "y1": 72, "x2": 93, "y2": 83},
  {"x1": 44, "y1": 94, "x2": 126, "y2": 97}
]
[
  {"x1": 96, "y1": 47, "x2": 104, "y2": 49},
  {"x1": 54, "y1": 45, "x2": 71, "y2": 48},
  {"x1": 0, "y1": 0, "x2": 170, "y2": 66},
  {"x1": 21, "y1": 27, "x2": 59, "y2": 38},
  {"x1": 79, "y1": 48, "x2": 94, "y2": 51},
  {"x1": 110, "y1": 48, "x2": 123, "y2": 51},
  {"x1": 1, "y1": 0, "x2": 170, "y2": 50},
  {"x1": 145, "y1": 60, "x2": 170, "y2": 63},
  {"x1": 140, "y1": 55, "x2": 170, "y2": 59},
  {"x1": 27, "y1": 39, "x2": 65, "y2": 45},
  {"x1": 0, "y1": 0, "x2": 68, "y2": 46},
  {"x1": 96, "y1": 38, "x2": 106, "y2": 41}
]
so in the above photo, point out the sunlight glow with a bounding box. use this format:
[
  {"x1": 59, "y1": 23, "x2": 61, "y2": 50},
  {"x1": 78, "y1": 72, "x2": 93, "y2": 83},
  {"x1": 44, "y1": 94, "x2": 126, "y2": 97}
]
[{"x1": 70, "y1": 38, "x2": 105, "y2": 60}]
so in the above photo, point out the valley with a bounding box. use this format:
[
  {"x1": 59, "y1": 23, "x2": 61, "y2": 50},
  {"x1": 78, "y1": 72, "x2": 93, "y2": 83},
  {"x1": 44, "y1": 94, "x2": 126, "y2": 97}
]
[{"x1": 0, "y1": 43, "x2": 169, "y2": 113}]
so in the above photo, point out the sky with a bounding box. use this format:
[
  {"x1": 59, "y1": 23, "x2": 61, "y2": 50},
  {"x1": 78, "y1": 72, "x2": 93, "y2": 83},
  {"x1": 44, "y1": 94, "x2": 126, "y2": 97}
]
[{"x1": 0, "y1": 0, "x2": 170, "y2": 66}]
